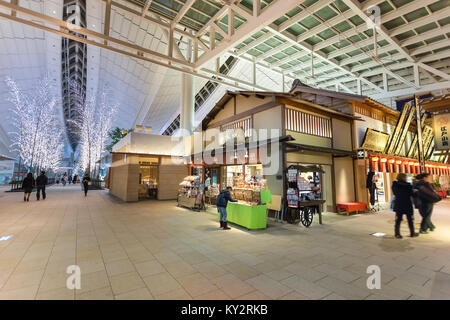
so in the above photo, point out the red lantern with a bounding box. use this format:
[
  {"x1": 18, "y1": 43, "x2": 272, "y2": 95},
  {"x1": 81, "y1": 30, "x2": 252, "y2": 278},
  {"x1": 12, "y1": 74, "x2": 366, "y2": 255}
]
[
  {"x1": 396, "y1": 160, "x2": 403, "y2": 173},
  {"x1": 371, "y1": 157, "x2": 379, "y2": 172},
  {"x1": 380, "y1": 158, "x2": 387, "y2": 172}
]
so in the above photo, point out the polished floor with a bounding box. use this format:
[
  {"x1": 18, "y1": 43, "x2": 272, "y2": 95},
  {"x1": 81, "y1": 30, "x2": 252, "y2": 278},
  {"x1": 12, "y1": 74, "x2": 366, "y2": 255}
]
[{"x1": 0, "y1": 184, "x2": 449, "y2": 300}]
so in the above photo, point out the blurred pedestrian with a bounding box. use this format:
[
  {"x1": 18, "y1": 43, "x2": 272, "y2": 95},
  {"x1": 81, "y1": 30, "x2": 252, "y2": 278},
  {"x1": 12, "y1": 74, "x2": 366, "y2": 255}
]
[
  {"x1": 36, "y1": 171, "x2": 48, "y2": 200},
  {"x1": 82, "y1": 173, "x2": 91, "y2": 197},
  {"x1": 392, "y1": 173, "x2": 418, "y2": 239},
  {"x1": 413, "y1": 173, "x2": 441, "y2": 234},
  {"x1": 22, "y1": 172, "x2": 34, "y2": 202}
]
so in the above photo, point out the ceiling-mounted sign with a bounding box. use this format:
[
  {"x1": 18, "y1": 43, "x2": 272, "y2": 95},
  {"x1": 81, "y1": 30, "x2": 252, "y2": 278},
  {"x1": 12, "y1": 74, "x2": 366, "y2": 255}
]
[
  {"x1": 360, "y1": 129, "x2": 391, "y2": 152},
  {"x1": 433, "y1": 113, "x2": 450, "y2": 150}
]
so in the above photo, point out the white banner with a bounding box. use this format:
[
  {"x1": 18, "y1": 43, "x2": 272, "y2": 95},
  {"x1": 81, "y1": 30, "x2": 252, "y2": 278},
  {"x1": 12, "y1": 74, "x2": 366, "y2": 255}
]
[{"x1": 433, "y1": 113, "x2": 450, "y2": 150}]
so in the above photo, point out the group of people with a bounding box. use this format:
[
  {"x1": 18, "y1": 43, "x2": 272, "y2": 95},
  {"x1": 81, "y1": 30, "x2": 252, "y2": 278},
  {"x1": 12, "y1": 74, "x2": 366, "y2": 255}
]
[
  {"x1": 21, "y1": 172, "x2": 92, "y2": 201},
  {"x1": 59, "y1": 173, "x2": 78, "y2": 186},
  {"x1": 22, "y1": 171, "x2": 48, "y2": 202},
  {"x1": 391, "y1": 172, "x2": 441, "y2": 239}
]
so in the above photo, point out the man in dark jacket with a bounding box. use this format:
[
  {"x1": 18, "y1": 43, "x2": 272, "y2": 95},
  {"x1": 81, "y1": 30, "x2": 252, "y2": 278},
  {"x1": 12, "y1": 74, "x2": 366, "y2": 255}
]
[
  {"x1": 36, "y1": 171, "x2": 48, "y2": 200},
  {"x1": 216, "y1": 187, "x2": 237, "y2": 230},
  {"x1": 392, "y1": 173, "x2": 419, "y2": 239},
  {"x1": 413, "y1": 173, "x2": 440, "y2": 234}
]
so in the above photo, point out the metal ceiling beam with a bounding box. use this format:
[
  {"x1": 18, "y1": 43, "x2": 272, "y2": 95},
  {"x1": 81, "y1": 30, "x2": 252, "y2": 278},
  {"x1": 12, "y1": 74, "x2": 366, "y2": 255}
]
[
  {"x1": 141, "y1": 0, "x2": 153, "y2": 17},
  {"x1": 171, "y1": 0, "x2": 196, "y2": 28},
  {"x1": 195, "y1": 0, "x2": 302, "y2": 68},
  {"x1": 287, "y1": 0, "x2": 442, "y2": 77},
  {"x1": 104, "y1": 0, "x2": 112, "y2": 45},
  {"x1": 196, "y1": 5, "x2": 230, "y2": 37},
  {"x1": 108, "y1": 1, "x2": 195, "y2": 40},
  {"x1": 0, "y1": 0, "x2": 191, "y2": 67},
  {"x1": 341, "y1": 0, "x2": 415, "y2": 62},
  {"x1": 370, "y1": 81, "x2": 450, "y2": 99},
  {"x1": 254, "y1": 41, "x2": 292, "y2": 63},
  {"x1": 276, "y1": 0, "x2": 328, "y2": 32},
  {"x1": 234, "y1": 31, "x2": 273, "y2": 56},
  {"x1": 265, "y1": 24, "x2": 384, "y2": 93},
  {"x1": 0, "y1": 3, "x2": 273, "y2": 92},
  {"x1": 390, "y1": 9, "x2": 448, "y2": 37}
]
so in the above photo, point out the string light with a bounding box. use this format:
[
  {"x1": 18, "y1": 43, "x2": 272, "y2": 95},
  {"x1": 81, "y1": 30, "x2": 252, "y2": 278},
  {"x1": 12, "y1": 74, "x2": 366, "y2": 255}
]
[
  {"x1": 68, "y1": 80, "x2": 117, "y2": 175},
  {"x1": 6, "y1": 76, "x2": 63, "y2": 171}
]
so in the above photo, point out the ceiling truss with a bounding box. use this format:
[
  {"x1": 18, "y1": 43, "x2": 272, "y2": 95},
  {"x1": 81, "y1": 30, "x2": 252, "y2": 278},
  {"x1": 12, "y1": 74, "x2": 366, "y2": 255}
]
[{"x1": 1, "y1": 0, "x2": 449, "y2": 105}]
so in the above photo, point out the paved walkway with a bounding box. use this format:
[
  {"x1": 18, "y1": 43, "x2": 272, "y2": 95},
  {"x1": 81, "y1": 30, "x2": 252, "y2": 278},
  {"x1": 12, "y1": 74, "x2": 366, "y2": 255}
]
[{"x1": 0, "y1": 185, "x2": 449, "y2": 300}]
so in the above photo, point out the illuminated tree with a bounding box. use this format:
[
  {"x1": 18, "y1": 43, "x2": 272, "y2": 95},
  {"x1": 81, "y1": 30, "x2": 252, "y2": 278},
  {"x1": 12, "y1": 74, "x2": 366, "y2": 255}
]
[
  {"x1": 6, "y1": 76, "x2": 63, "y2": 173},
  {"x1": 69, "y1": 81, "x2": 117, "y2": 176}
]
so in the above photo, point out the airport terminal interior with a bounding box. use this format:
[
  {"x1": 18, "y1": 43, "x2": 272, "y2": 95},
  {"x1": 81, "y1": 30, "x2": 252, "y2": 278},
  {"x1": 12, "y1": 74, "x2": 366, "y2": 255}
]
[{"x1": 0, "y1": 0, "x2": 449, "y2": 301}]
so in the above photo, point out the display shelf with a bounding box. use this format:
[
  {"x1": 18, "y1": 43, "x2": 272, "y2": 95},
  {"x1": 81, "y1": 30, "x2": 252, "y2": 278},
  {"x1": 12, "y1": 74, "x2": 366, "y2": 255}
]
[{"x1": 177, "y1": 176, "x2": 204, "y2": 211}]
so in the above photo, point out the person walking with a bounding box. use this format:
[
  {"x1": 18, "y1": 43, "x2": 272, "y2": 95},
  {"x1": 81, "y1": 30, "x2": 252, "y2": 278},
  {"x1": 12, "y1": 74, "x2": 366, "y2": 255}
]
[
  {"x1": 61, "y1": 173, "x2": 67, "y2": 186},
  {"x1": 82, "y1": 173, "x2": 91, "y2": 197},
  {"x1": 35, "y1": 171, "x2": 48, "y2": 201},
  {"x1": 68, "y1": 175, "x2": 72, "y2": 185},
  {"x1": 216, "y1": 186, "x2": 237, "y2": 230},
  {"x1": 22, "y1": 172, "x2": 34, "y2": 202},
  {"x1": 73, "y1": 174, "x2": 78, "y2": 184},
  {"x1": 413, "y1": 173, "x2": 441, "y2": 234},
  {"x1": 392, "y1": 173, "x2": 419, "y2": 239}
]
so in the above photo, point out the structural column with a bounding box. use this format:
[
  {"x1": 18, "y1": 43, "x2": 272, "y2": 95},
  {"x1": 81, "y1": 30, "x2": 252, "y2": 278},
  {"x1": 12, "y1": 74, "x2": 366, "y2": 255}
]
[{"x1": 180, "y1": 72, "x2": 195, "y2": 135}]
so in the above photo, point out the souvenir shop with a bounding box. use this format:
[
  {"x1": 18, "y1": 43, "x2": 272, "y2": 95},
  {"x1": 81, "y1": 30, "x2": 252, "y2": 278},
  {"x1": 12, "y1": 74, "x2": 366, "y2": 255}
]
[{"x1": 176, "y1": 149, "x2": 273, "y2": 229}]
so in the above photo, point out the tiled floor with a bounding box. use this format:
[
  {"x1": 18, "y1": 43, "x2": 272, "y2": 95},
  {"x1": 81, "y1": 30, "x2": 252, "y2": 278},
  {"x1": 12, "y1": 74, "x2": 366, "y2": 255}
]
[{"x1": 0, "y1": 184, "x2": 449, "y2": 300}]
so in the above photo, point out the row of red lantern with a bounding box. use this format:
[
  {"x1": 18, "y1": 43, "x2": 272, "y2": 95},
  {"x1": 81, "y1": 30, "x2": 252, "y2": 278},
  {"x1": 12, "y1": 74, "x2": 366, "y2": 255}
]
[{"x1": 370, "y1": 156, "x2": 450, "y2": 175}]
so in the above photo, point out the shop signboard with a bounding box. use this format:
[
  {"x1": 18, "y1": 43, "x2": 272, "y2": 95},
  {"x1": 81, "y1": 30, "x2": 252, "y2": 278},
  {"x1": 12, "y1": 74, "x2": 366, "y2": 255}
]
[
  {"x1": 360, "y1": 128, "x2": 390, "y2": 152},
  {"x1": 433, "y1": 113, "x2": 450, "y2": 150},
  {"x1": 0, "y1": 160, "x2": 14, "y2": 185},
  {"x1": 393, "y1": 104, "x2": 415, "y2": 156},
  {"x1": 407, "y1": 113, "x2": 427, "y2": 158},
  {"x1": 385, "y1": 102, "x2": 412, "y2": 155}
]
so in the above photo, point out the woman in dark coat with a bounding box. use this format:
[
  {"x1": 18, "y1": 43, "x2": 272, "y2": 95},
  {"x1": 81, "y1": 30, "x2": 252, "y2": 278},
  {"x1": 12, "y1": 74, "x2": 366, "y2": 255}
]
[
  {"x1": 391, "y1": 173, "x2": 419, "y2": 239},
  {"x1": 22, "y1": 172, "x2": 34, "y2": 202},
  {"x1": 413, "y1": 173, "x2": 441, "y2": 234}
]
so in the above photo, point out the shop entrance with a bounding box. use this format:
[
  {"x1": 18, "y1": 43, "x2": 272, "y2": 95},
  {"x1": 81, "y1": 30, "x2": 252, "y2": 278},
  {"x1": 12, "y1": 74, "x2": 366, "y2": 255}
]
[{"x1": 139, "y1": 157, "x2": 159, "y2": 199}]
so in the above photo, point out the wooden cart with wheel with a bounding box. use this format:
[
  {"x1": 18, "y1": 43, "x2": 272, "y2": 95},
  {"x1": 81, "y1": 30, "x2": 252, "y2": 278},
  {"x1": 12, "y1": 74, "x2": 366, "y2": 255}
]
[{"x1": 286, "y1": 200, "x2": 325, "y2": 227}]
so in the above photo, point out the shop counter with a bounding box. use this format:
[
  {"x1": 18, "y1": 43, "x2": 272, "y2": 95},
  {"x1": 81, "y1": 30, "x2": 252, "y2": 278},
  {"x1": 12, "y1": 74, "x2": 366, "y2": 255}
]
[{"x1": 218, "y1": 202, "x2": 267, "y2": 230}]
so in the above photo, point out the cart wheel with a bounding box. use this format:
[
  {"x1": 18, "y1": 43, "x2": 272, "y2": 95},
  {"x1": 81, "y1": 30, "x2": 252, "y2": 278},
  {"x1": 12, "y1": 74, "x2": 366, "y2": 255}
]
[{"x1": 300, "y1": 207, "x2": 314, "y2": 227}]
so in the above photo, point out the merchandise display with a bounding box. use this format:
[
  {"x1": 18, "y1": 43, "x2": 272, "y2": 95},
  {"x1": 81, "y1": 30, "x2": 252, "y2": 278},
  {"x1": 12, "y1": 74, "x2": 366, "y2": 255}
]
[
  {"x1": 177, "y1": 176, "x2": 205, "y2": 211},
  {"x1": 285, "y1": 165, "x2": 325, "y2": 227},
  {"x1": 222, "y1": 188, "x2": 272, "y2": 230},
  {"x1": 205, "y1": 184, "x2": 220, "y2": 205}
]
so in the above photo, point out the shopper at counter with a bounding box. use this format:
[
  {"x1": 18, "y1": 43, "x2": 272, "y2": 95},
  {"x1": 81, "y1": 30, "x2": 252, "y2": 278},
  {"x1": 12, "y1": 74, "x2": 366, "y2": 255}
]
[
  {"x1": 216, "y1": 186, "x2": 238, "y2": 230},
  {"x1": 392, "y1": 173, "x2": 419, "y2": 239}
]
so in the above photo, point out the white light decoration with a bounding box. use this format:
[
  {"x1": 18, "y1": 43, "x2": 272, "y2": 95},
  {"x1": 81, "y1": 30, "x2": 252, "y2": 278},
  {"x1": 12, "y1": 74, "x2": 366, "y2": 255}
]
[
  {"x1": 6, "y1": 76, "x2": 64, "y2": 172},
  {"x1": 69, "y1": 80, "x2": 117, "y2": 176}
]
